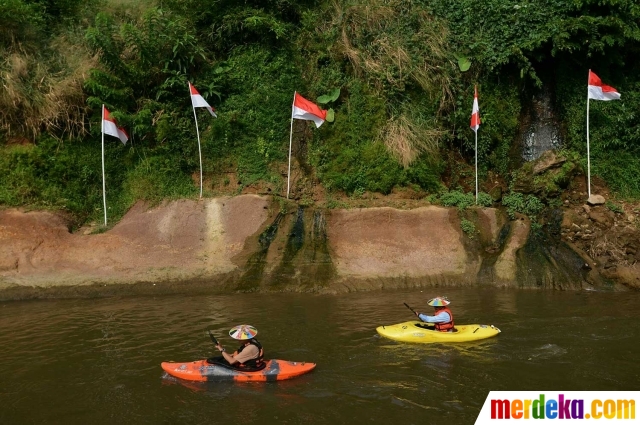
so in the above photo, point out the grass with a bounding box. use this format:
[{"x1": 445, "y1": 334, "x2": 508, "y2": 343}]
[
  {"x1": 379, "y1": 113, "x2": 445, "y2": 167},
  {"x1": 332, "y1": 0, "x2": 455, "y2": 106},
  {"x1": 0, "y1": 34, "x2": 93, "y2": 142}
]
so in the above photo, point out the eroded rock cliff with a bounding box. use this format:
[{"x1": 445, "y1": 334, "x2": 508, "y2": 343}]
[{"x1": 2, "y1": 193, "x2": 622, "y2": 298}]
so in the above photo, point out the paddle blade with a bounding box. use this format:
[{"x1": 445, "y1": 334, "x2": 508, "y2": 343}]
[{"x1": 207, "y1": 330, "x2": 219, "y2": 345}]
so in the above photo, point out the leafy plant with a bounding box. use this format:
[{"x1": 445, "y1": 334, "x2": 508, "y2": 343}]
[
  {"x1": 460, "y1": 218, "x2": 476, "y2": 237},
  {"x1": 317, "y1": 88, "x2": 340, "y2": 123},
  {"x1": 477, "y1": 192, "x2": 493, "y2": 207},
  {"x1": 426, "y1": 194, "x2": 439, "y2": 204},
  {"x1": 502, "y1": 193, "x2": 544, "y2": 220},
  {"x1": 317, "y1": 88, "x2": 340, "y2": 104},
  {"x1": 605, "y1": 201, "x2": 624, "y2": 214},
  {"x1": 439, "y1": 190, "x2": 475, "y2": 210},
  {"x1": 455, "y1": 54, "x2": 471, "y2": 72}
]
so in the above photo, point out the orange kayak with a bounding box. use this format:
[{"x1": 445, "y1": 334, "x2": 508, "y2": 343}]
[{"x1": 161, "y1": 359, "x2": 316, "y2": 382}]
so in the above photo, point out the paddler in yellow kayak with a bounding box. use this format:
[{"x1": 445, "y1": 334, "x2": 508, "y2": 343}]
[
  {"x1": 414, "y1": 296, "x2": 456, "y2": 332},
  {"x1": 213, "y1": 324, "x2": 265, "y2": 370}
]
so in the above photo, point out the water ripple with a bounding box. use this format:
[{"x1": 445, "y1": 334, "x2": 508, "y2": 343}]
[{"x1": 0, "y1": 288, "x2": 639, "y2": 423}]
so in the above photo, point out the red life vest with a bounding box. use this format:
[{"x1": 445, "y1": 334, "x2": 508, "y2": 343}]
[{"x1": 434, "y1": 307, "x2": 455, "y2": 332}]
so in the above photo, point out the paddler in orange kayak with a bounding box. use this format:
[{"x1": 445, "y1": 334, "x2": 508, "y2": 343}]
[{"x1": 212, "y1": 324, "x2": 265, "y2": 370}]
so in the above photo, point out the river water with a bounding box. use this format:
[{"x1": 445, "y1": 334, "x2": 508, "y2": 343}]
[{"x1": 1, "y1": 287, "x2": 639, "y2": 424}]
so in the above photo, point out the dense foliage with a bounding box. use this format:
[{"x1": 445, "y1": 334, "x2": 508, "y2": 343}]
[{"x1": 1, "y1": 0, "x2": 640, "y2": 224}]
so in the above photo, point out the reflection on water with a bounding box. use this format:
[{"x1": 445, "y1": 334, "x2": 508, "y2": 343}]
[{"x1": 0, "y1": 287, "x2": 639, "y2": 424}]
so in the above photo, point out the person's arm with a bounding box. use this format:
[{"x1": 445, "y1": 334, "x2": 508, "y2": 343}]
[
  {"x1": 416, "y1": 311, "x2": 451, "y2": 323},
  {"x1": 215, "y1": 343, "x2": 240, "y2": 364}
]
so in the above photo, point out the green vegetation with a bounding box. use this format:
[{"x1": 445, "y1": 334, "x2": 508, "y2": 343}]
[
  {"x1": 438, "y1": 190, "x2": 493, "y2": 211},
  {"x1": 1, "y1": 0, "x2": 640, "y2": 224},
  {"x1": 460, "y1": 218, "x2": 477, "y2": 238},
  {"x1": 559, "y1": 71, "x2": 640, "y2": 198},
  {"x1": 439, "y1": 190, "x2": 475, "y2": 210},
  {"x1": 605, "y1": 201, "x2": 624, "y2": 214},
  {"x1": 476, "y1": 192, "x2": 494, "y2": 208},
  {"x1": 436, "y1": 190, "x2": 492, "y2": 210},
  {"x1": 502, "y1": 193, "x2": 545, "y2": 220}
]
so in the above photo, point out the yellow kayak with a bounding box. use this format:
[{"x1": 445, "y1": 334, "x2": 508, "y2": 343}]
[{"x1": 376, "y1": 321, "x2": 501, "y2": 343}]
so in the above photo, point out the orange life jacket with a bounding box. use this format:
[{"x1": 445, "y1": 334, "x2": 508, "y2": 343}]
[{"x1": 434, "y1": 307, "x2": 455, "y2": 332}]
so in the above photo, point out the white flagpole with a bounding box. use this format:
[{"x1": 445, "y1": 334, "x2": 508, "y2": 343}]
[
  {"x1": 475, "y1": 128, "x2": 478, "y2": 204},
  {"x1": 586, "y1": 70, "x2": 591, "y2": 199},
  {"x1": 287, "y1": 92, "x2": 296, "y2": 199},
  {"x1": 192, "y1": 98, "x2": 203, "y2": 199},
  {"x1": 101, "y1": 104, "x2": 108, "y2": 226}
]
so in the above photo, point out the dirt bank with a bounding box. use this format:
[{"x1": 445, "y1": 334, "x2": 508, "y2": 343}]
[
  {"x1": 0, "y1": 196, "x2": 269, "y2": 289},
  {"x1": 558, "y1": 178, "x2": 640, "y2": 289},
  {"x1": 0, "y1": 194, "x2": 630, "y2": 300},
  {"x1": 327, "y1": 207, "x2": 471, "y2": 279}
]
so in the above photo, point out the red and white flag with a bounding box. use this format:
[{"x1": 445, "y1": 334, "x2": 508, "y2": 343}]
[
  {"x1": 102, "y1": 106, "x2": 129, "y2": 144},
  {"x1": 470, "y1": 85, "x2": 480, "y2": 132},
  {"x1": 588, "y1": 70, "x2": 620, "y2": 101},
  {"x1": 189, "y1": 82, "x2": 217, "y2": 117},
  {"x1": 292, "y1": 92, "x2": 327, "y2": 128}
]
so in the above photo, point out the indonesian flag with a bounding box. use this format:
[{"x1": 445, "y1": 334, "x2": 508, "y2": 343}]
[
  {"x1": 588, "y1": 70, "x2": 620, "y2": 101},
  {"x1": 470, "y1": 85, "x2": 480, "y2": 132},
  {"x1": 189, "y1": 82, "x2": 217, "y2": 117},
  {"x1": 292, "y1": 92, "x2": 327, "y2": 128},
  {"x1": 102, "y1": 106, "x2": 128, "y2": 144}
]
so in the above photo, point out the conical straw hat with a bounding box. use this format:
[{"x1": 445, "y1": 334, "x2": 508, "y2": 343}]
[
  {"x1": 427, "y1": 297, "x2": 450, "y2": 307},
  {"x1": 229, "y1": 324, "x2": 258, "y2": 340}
]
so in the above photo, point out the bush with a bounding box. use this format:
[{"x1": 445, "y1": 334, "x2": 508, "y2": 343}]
[
  {"x1": 122, "y1": 156, "x2": 196, "y2": 203},
  {"x1": 502, "y1": 192, "x2": 544, "y2": 220},
  {"x1": 477, "y1": 192, "x2": 493, "y2": 207},
  {"x1": 440, "y1": 190, "x2": 475, "y2": 210},
  {"x1": 460, "y1": 218, "x2": 476, "y2": 238},
  {"x1": 0, "y1": 0, "x2": 44, "y2": 49},
  {"x1": 438, "y1": 190, "x2": 493, "y2": 210},
  {"x1": 0, "y1": 137, "x2": 115, "y2": 221}
]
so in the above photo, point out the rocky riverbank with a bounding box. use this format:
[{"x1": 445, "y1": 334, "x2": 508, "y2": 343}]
[{"x1": 2, "y1": 188, "x2": 637, "y2": 300}]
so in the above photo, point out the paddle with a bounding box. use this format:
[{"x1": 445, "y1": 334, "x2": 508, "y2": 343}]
[
  {"x1": 404, "y1": 302, "x2": 418, "y2": 316},
  {"x1": 403, "y1": 303, "x2": 434, "y2": 329},
  {"x1": 207, "y1": 330, "x2": 219, "y2": 346},
  {"x1": 206, "y1": 330, "x2": 232, "y2": 367},
  {"x1": 405, "y1": 302, "x2": 434, "y2": 328}
]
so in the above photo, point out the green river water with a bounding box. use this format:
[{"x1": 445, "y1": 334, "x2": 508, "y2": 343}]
[{"x1": 0, "y1": 287, "x2": 639, "y2": 424}]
